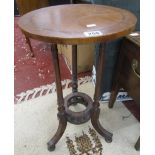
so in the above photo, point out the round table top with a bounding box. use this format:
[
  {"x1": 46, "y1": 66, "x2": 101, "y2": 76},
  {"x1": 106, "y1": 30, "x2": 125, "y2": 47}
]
[{"x1": 18, "y1": 4, "x2": 137, "y2": 45}]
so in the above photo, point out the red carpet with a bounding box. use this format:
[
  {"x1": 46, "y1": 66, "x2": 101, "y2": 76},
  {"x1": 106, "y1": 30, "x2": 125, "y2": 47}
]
[
  {"x1": 14, "y1": 17, "x2": 71, "y2": 96},
  {"x1": 14, "y1": 17, "x2": 91, "y2": 100}
]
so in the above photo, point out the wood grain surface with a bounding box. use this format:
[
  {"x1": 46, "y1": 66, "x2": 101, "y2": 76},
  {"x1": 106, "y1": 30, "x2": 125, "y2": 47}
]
[{"x1": 18, "y1": 4, "x2": 137, "y2": 44}]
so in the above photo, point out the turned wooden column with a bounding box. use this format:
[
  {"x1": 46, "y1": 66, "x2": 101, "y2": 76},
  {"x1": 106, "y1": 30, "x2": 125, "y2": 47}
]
[
  {"x1": 47, "y1": 44, "x2": 67, "y2": 151},
  {"x1": 72, "y1": 45, "x2": 78, "y2": 93},
  {"x1": 51, "y1": 44, "x2": 64, "y2": 111}
]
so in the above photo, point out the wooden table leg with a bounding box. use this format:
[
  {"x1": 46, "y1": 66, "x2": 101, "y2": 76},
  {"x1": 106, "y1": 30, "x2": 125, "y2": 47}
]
[
  {"x1": 25, "y1": 35, "x2": 34, "y2": 57},
  {"x1": 108, "y1": 84, "x2": 120, "y2": 108},
  {"x1": 47, "y1": 44, "x2": 67, "y2": 151},
  {"x1": 108, "y1": 44, "x2": 124, "y2": 108},
  {"x1": 72, "y1": 45, "x2": 78, "y2": 93},
  {"x1": 135, "y1": 137, "x2": 140, "y2": 151},
  {"x1": 91, "y1": 43, "x2": 113, "y2": 143}
]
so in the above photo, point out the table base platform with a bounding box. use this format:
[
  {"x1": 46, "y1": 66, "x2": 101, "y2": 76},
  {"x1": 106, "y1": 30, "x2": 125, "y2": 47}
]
[{"x1": 47, "y1": 98, "x2": 113, "y2": 151}]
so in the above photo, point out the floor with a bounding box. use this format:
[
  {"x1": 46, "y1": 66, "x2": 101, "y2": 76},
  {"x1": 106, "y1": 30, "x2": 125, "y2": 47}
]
[
  {"x1": 14, "y1": 17, "x2": 90, "y2": 96},
  {"x1": 14, "y1": 16, "x2": 139, "y2": 121},
  {"x1": 15, "y1": 82, "x2": 139, "y2": 155}
]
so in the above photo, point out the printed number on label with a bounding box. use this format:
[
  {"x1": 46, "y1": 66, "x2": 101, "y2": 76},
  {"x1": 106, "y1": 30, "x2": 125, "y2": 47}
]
[{"x1": 83, "y1": 31, "x2": 102, "y2": 37}]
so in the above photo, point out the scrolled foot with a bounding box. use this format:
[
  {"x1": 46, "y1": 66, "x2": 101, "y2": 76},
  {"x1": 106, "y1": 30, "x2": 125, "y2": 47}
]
[
  {"x1": 91, "y1": 106, "x2": 113, "y2": 143},
  {"x1": 105, "y1": 136, "x2": 112, "y2": 143},
  {"x1": 47, "y1": 143, "x2": 55, "y2": 151},
  {"x1": 47, "y1": 112, "x2": 67, "y2": 151}
]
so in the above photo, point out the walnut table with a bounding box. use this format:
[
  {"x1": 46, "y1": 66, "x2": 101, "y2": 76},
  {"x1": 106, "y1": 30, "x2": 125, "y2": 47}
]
[{"x1": 18, "y1": 4, "x2": 137, "y2": 151}]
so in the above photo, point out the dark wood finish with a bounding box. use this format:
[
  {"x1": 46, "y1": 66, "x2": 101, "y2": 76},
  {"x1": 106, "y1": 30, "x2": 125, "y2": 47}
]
[
  {"x1": 72, "y1": 45, "x2": 78, "y2": 93},
  {"x1": 64, "y1": 92, "x2": 93, "y2": 124},
  {"x1": 18, "y1": 4, "x2": 137, "y2": 151},
  {"x1": 16, "y1": 0, "x2": 49, "y2": 15},
  {"x1": 50, "y1": 44, "x2": 65, "y2": 111},
  {"x1": 71, "y1": 0, "x2": 93, "y2": 4},
  {"x1": 108, "y1": 33, "x2": 140, "y2": 150},
  {"x1": 47, "y1": 114, "x2": 67, "y2": 151},
  {"x1": 91, "y1": 43, "x2": 113, "y2": 142},
  {"x1": 47, "y1": 44, "x2": 67, "y2": 151},
  {"x1": 18, "y1": 4, "x2": 136, "y2": 45},
  {"x1": 135, "y1": 137, "x2": 140, "y2": 151},
  {"x1": 25, "y1": 36, "x2": 34, "y2": 57},
  {"x1": 109, "y1": 34, "x2": 140, "y2": 108}
]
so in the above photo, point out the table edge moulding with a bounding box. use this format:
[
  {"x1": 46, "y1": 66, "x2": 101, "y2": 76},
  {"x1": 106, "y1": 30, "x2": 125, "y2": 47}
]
[{"x1": 18, "y1": 4, "x2": 137, "y2": 45}]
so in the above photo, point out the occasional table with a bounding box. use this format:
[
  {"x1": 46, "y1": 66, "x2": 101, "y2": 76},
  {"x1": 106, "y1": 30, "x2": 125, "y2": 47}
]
[{"x1": 18, "y1": 4, "x2": 137, "y2": 151}]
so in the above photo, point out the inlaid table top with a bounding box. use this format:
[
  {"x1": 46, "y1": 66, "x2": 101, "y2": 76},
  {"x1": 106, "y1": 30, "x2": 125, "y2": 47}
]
[{"x1": 18, "y1": 4, "x2": 137, "y2": 44}]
